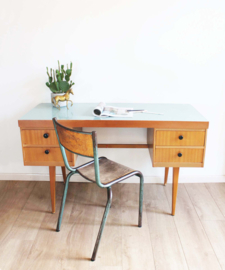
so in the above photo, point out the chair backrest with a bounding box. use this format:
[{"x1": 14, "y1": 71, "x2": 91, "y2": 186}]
[
  {"x1": 53, "y1": 117, "x2": 95, "y2": 158},
  {"x1": 52, "y1": 117, "x2": 105, "y2": 187}
]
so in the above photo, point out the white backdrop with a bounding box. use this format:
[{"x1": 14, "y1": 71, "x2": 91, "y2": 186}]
[{"x1": 0, "y1": 0, "x2": 225, "y2": 183}]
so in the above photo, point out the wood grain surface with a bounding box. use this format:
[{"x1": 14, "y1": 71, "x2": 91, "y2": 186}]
[
  {"x1": 55, "y1": 123, "x2": 94, "y2": 157},
  {"x1": 155, "y1": 130, "x2": 205, "y2": 146},
  {"x1": 0, "y1": 181, "x2": 224, "y2": 270}
]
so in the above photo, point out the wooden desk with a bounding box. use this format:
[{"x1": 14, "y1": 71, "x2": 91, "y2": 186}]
[{"x1": 18, "y1": 103, "x2": 209, "y2": 215}]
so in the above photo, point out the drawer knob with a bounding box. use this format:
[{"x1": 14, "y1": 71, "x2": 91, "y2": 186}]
[
  {"x1": 178, "y1": 153, "x2": 182, "y2": 157},
  {"x1": 43, "y1": 133, "x2": 49, "y2": 139},
  {"x1": 45, "y1": 150, "x2": 49, "y2": 155},
  {"x1": 179, "y1": 135, "x2": 183, "y2": 140}
]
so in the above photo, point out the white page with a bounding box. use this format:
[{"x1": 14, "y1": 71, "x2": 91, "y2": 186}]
[{"x1": 93, "y1": 103, "x2": 133, "y2": 117}]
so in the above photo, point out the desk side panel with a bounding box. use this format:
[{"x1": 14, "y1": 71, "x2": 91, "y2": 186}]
[{"x1": 147, "y1": 128, "x2": 154, "y2": 166}]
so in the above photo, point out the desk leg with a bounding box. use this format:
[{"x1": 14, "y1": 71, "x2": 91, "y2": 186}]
[
  {"x1": 164, "y1": 167, "x2": 169, "y2": 185},
  {"x1": 172, "y1": 167, "x2": 179, "y2": 216},
  {"x1": 61, "y1": 167, "x2": 66, "y2": 184},
  {"x1": 49, "y1": 166, "x2": 56, "y2": 214}
]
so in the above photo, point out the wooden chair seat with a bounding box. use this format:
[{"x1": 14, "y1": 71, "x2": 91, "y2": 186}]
[{"x1": 77, "y1": 157, "x2": 135, "y2": 184}]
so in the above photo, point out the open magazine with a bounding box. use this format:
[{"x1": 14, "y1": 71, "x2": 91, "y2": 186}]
[{"x1": 93, "y1": 102, "x2": 133, "y2": 117}]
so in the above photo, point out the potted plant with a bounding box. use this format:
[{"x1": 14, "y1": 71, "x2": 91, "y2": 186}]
[{"x1": 46, "y1": 61, "x2": 75, "y2": 107}]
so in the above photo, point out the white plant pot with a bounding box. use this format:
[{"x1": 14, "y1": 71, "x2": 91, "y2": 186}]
[{"x1": 51, "y1": 92, "x2": 67, "y2": 107}]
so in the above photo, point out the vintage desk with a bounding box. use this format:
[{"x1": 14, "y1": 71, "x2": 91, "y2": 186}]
[{"x1": 18, "y1": 103, "x2": 209, "y2": 215}]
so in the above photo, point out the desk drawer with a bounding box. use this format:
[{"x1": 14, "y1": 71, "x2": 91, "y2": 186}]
[
  {"x1": 21, "y1": 129, "x2": 58, "y2": 146},
  {"x1": 23, "y1": 147, "x2": 73, "y2": 165},
  {"x1": 155, "y1": 148, "x2": 204, "y2": 163},
  {"x1": 155, "y1": 130, "x2": 205, "y2": 146}
]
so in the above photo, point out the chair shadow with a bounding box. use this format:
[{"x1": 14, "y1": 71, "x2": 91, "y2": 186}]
[
  {"x1": 145, "y1": 208, "x2": 171, "y2": 215},
  {"x1": 42, "y1": 228, "x2": 56, "y2": 232},
  {"x1": 74, "y1": 257, "x2": 91, "y2": 261},
  {"x1": 23, "y1": 207, "x2": 52, "y2": 214}
]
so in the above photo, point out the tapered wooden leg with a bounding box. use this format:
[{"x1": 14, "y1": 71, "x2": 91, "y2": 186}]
[
  {"x1": 49, "y1": 166, "x2": 56, "y2": 214},
  {"x1": 172, "y1": 167, "x2": 179, "y2": 216},
  {"x1": 164, "y1": 167, "x2": 169, "y2": 186},
  {"x1": 61, "y1": 167, "x2": 66, "y2": 184}
]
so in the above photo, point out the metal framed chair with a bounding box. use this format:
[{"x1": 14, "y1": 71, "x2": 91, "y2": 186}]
[{"x1": 53, "y1": 117, "x2": 144, "y2": 261}]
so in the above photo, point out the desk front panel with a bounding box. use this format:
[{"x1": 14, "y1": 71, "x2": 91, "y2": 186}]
[
  {"x1": 148, "y1": 128, "x2": 207, "y2": 168},
  {"x1": 23, "y1": 147, "x2": 73, "y2": 166},
  {"x1": 155, "y1": 130, "x2": 206, "y2": 146},
  {"x1": 20, "y1": 128, "x2": 75, "y2": 166},
  {"x1": 155, "y1": 148, "x2": 204, "y2": 163},
  {"x1": 21, "y1": 129, "x2": 58, "y2": 146}
]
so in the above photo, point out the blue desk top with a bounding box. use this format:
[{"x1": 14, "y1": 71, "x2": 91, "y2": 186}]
[{"x1": 20, "y1": 103, "x2": 207, "y2": 123}]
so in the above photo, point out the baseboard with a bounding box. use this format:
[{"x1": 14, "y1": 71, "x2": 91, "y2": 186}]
[{"x1": 0, "y1": 173, "x2": 224, "y2": 183}]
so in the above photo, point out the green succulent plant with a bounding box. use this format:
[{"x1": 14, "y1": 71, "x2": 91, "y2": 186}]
[{"x1": 46, "y1": 61, "x2": 75, "y2": 93}]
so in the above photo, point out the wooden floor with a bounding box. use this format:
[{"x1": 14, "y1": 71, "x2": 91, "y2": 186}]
[{"x1": 0, "y1": 181, "x2": 225, "y2": 270}]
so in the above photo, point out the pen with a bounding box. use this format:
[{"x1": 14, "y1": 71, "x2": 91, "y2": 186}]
[
  {"x1": 126, "y1": 109, "x2": 145, "y2": 112},
  {"x1": 126, "y1": 109, "x2": 163, "y2": 115}
]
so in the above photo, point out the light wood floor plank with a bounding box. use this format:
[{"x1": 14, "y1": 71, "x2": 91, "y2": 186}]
[
  {"x1": 90, "y1": 184, "x2": 122, "y2": 268},
  {"x1": 90, "y1": 267, "x2": 122, "y2": 270},
  {"x1": 185, "y1": 183, "x2": 224, "y2": 221},
  {"x1": 0, "y1": 181, "x2": 36, "y2": 270},
  {"x1": 22, "y1": 182, "x2": 97, "y2": 270},
  {"x1": 0, "y1": 181, "x2": 225, "y2": 270},
  {"x1": 65, "y1": 183, "x2": 100, "y2": 270},
  {"x1": 145, "y1": 184, "x2": 188, "y2": 270},
  {"x1": 18, "y1": 182, "x2": 65, "y2": 270},
  {"x1": 2, "y1": 182, "x2": 51, "y2": 269},
  {"x1": 10, "y1": 181, "x2": 54, "y2": 243},
  {"x1": 0, "y1": 181, "x2": 8, "y2": 204},
  {"x1": 120, "y1": 184, "x2": 155, "y2": 270},
  {"x1": 0, "y1": 239, "x2": 33, "y2": 270},
  {"x1": 0, "y1": 181, "x2": 35, "y2": 245},
  {"x1": 201, "y1": 220, "x2": 225, "y2": 269},
  {"x1": 0, "y1": 181, "x2": 57, "y2": 270},
  {"x1": 205, "y1": 183, "x2": 225, "y2": 217},
  {"x1": 165, "y1": 184, "x2": 222, "y2": 270}
]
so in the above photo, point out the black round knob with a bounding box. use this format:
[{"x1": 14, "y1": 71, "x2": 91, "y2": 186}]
[
  {"x1": 178, "y1": 153, "x2": 182, "y2": 157},
  {"x1": 43, "y1": 133, "x2": 49, "y2": 139},
  {"x1": 45, "y1": 150, "x2": 49, "y2": 154},
  {"x1": 179, "y1": 135, "x2": 183, "y2": 140}
]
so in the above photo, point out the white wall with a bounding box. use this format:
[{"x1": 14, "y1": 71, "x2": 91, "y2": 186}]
[{"x1": 0, "y1": 0, "x2": 225, "y2": 183}]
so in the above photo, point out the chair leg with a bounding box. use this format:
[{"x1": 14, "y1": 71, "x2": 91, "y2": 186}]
[
  {"x1": 138, "y1": 173, "x2": 144, "y2": 227},
  {"x1": 56, "y1": 171, "x2": 74, "y2": 232},
  {"x1": 91, "y1": 187, "x2": 112, "y2": 261}
]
